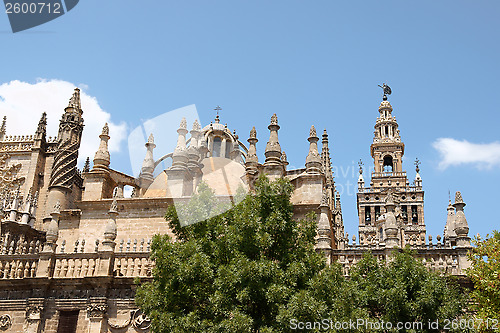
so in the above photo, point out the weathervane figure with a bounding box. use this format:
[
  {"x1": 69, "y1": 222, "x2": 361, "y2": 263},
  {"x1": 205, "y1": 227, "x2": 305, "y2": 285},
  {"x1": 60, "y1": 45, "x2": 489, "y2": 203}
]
[{"x1": 378, "y1": 83, "x2": 392, "y2": 100}]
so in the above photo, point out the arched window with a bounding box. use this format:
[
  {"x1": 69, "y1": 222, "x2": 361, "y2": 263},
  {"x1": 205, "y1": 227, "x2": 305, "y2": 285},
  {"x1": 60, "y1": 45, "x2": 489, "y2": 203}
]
[
  {"x1": 225, "y1": 139, "x2": 232, "y2": 158},
  {"x1": 212, "y1": 137, "x2": 222, "y2": 157},
  {"x1": 383, "y1": 155, "x2": 393, "y2": 172},
  {"x1": 411, "y1": 205, "x2": 418, "y2": 224},
  {"x1": 379, "y1": 227, "x2": 384, "y2": 242}
]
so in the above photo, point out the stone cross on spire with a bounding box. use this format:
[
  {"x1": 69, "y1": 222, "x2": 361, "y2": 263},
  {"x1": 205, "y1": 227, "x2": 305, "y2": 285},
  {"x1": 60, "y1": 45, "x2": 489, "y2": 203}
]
[
  {"x1": 414, "y1": 158, "x2": 421, "y2": 173},
  {"x1": 214, "y1": 106, "x2": 222, "y2": 123}
]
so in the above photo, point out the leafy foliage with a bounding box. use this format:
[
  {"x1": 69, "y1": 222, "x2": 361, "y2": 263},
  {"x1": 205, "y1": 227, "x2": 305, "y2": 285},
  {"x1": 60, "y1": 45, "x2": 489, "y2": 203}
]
[
  {"x1": 136, "y1": 176, "x2": 469, "y2": 333},
  {"x1": 344, "y1": 249, "x2": 468, "y2": 332},
  {"x1": 467, "y1": 231, "x2": 500, "y2": 331},
  {"x1": 136, "y1": 177, "x2": 325, "y2": 332}
]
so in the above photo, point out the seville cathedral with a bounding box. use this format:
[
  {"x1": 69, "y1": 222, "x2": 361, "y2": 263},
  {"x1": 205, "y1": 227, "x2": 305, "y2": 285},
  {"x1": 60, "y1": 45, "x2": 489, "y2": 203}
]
[{"x1": 0, "y1": 88, "x2": 472, "y2": 332}]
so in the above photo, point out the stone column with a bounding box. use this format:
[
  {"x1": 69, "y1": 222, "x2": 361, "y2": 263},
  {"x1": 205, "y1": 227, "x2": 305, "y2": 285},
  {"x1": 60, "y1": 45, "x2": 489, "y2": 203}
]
[
  {"x1": 316, "y1": 192, "x2": 332, "y2": 263},
  {"x1": 25, "y1": 298, "x2": 44, "y2": 333},
  {"x1": 36, "y1": 202, "x2": 60, "y2": 278},
  {"x1": 87, "y1": 297, "x2": 108, "y2": 333},
  {"x1": 97, "y1": 199, "x2": 117, "y2": 277}
]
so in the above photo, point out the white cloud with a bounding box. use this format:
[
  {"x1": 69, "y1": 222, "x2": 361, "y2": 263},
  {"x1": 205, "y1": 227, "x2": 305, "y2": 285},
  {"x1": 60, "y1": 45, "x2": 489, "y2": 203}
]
[
  {"x1": 432, "y1": 138, "x2": 500, "y2": 170},
  {"x1": 0, "y1": 79, "x2": 126, "y2": 167}
]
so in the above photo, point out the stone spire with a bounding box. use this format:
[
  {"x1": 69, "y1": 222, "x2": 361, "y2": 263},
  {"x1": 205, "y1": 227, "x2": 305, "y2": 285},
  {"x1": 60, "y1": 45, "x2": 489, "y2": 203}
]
[
  {"x1": 384, "y1": 192, "x2": 399, "y2": 248},
  {"x1": 316, "y1": 191, "x2": 332, "y2": 263},
  {"x1": 47, "y1": 88, "x2": 84, "y2": 213},
  {"x1": 0, "y1": 116, "x2": 6, "y2": 140},
  {"x1": 443, "y1": 199, "x2": 456, "y2": 241},
  {"x1": 264, "y1": 114, "x2": 282, "y2": 166},
  {"x1": 83, "y1": 157, "x2": 91, "y2": 173},
  {"x1": 170, "y1": 118, "x2": 188, "y2": 171},
  {"x1": 187, "y1": 120, "x2": 203, "y2": 188},
  {"x1": 245, "y1": 127, "x2": 259, "y2": 175},
  {"x1": 230, "y1": 130, "x2": 242, "y2": 162},
  {"x1": 358, "y1": 159, "x2": 364, "y2": 189},
  {"x1": 453, "y1": 191, "x2": 471, "y2": 248},
  {"x1": 35, "y1": 112, "x2": 47, "y2": 140},
  {"x1": 187, "y1": 120, "x2": 201, "y2": 166},
  {"x1": 414, "y1": 158, "x2": 422, "y2": 187},
  {"x1": 93, "y1": 123, "x2": 111, "y2": 172},
  {"x1": 139, "y1": 134, "x2": 156, "y2": 189},
  {"x1": 281, "y1": 151, "x2": 289, "y2": 168},
  {"x1": 321, "y1": 129, "x2": 333, "y2": 183},
  {"x1": 305, "y1": 125, "x2": 322, "y2": 174}
]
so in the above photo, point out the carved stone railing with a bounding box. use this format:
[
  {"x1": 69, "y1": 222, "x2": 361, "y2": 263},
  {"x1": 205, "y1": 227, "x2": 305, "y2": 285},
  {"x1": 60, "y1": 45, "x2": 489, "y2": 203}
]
[
  {"x1": 114, "y1": 253, "x2": 153, "y2": 278},
  {"x1": 0, "y1": 254, "x2": 39, "y2": 278},
  {"x1": 332, "y1": 246, "x2": 469, "y2": 277},
  {"x1": 53, "y1": 253, "x2": 101, "y2": 278}
]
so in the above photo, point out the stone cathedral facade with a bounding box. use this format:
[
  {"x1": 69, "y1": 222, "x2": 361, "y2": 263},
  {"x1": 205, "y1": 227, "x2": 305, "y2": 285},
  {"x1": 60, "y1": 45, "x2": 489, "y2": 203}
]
[{"x1": 0, "y1": 88, "x2": 471, "y2": 332}]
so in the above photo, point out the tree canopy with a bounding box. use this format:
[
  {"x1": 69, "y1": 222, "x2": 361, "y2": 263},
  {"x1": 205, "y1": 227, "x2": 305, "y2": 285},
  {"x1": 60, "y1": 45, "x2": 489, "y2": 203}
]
[
  {"x1": 136, "y1": 176, "x2": 469, "y2": 333},
  {"x1": 467, "y1": 230, "x2": 500, "y2": 331}
]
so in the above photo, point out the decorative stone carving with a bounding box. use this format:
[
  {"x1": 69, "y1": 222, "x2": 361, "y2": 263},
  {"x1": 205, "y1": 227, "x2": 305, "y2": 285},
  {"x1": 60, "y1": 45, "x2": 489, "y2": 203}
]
[
  {"x1": 86, "y1": 303, "x2": 108, "y2": 319},
  {"x1": 0, "y1": 315, "x2": 11, "y2": 330},
  {"x1": 107, "y1": 309, "x2": 151, "y2": 331},
  {"x1": 26, "y1": 305, "x2": 43, "y2": 321}
]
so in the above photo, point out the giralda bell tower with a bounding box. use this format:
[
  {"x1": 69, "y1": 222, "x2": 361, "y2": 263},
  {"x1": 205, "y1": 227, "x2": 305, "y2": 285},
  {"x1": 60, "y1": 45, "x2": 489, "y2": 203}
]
[{"x1": 356, "y1": 85, "x2": 425, "y2": 247}]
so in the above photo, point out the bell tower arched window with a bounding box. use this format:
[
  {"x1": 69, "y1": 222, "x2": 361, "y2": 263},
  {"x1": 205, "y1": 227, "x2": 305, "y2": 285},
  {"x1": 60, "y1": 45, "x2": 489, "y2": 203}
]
[{"x1": 383, "y1": 155, "x2": 393, "y2": 172}]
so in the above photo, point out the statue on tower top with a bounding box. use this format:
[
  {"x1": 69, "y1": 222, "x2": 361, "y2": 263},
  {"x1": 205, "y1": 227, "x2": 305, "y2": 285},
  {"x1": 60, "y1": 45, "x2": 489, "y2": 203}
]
[{"x1": 378, "y1": 83, "x2": 392, "y2": 100}]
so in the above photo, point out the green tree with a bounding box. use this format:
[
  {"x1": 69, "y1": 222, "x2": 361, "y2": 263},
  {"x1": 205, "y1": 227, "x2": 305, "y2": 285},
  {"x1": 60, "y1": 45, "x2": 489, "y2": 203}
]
[
  {"x1": 468, "y1": 231, "x2": 500, "y2": 331},
  {"x1": 135, "y1": 176, "x2": 328, "y2": 332},
  {"x1": 136, "y1": 176, "x2": 470, "y2": 333},
  {"x1": 344, "y1": 249, "x2": 469, "y2": 332}
]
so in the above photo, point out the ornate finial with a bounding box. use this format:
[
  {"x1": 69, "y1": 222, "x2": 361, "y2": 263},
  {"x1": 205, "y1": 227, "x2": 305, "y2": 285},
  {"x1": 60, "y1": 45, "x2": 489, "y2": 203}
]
[
  {"x1": 358, "y1": 159, "x2": 364, "y2": 174},
  {"x1": 378, "y1": 83, "x2": 392, "y2": 101},
  {"x1": 309, "y1": 125, "x2": 317, "y2": 138},
  {"x1": 214, "y1": 106, "x2": 222, "y2": 123},
  {"x1": 281, "y1": 151, "x2": 288, "y2": 163},
  {"x1": 101, "y1": 123, "x2": 109, "y2": 136},
  {"x1": 109, "y1": 198, "x2": 118, "y2": 213},
  {"x1": 250, "y1": 126, "x2": 257, "y2": 139},
  {"x1": 192, "y1": 119, "x2": 201, "y2": 131},
  {"x1": 179, "y1": 117, "x2": 187, "y2": 130},
  {"x1": 68, "y1": 88, "x2": 81, "y2": 110},
  {"x1": 414, "y1": 158, "x2": 421, "y2": 173},
  {"x1": 83, "y1": 157, "x2": 90, "y2": 172},
  {"x1": 448, "y1": 190, "x2": 451, "y2": 202},
  {"x1": 270, "y1": 113, "x2": 278, "y2": 126},
  {"x1": 455, "y1": 191, "x2": 463, "y2": 204},
  {"x1": 36, "y1": 112, "x2": 47, "y2": 135},
  {"x1": 53, "y1": 200, "x2": 61, "y2": 215},
  {"x1": 147, "y1": 133, "x2": 154, "y2": 144},
  {"x1": 0, "y1": 116, "x2": 6, "y2": 133}
]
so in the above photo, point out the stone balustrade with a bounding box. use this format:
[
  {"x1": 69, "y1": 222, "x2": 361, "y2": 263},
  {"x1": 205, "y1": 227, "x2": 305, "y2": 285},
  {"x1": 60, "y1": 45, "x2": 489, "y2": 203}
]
[
  {"x1": 53, "y1": 253, "x2": 101, "y2": 278},
  {"x1": 0, "y1": 254, "x2": 39, "y2": 278},
  {"x1": 114, "y1": 253, "x2": 153, "y2": 277}
]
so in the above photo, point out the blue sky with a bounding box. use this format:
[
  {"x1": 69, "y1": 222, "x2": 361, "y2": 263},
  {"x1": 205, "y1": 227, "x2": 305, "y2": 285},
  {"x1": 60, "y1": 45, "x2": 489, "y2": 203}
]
[{"x1": 1, "y1": 0, "x2": 499, "y2": 240}]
